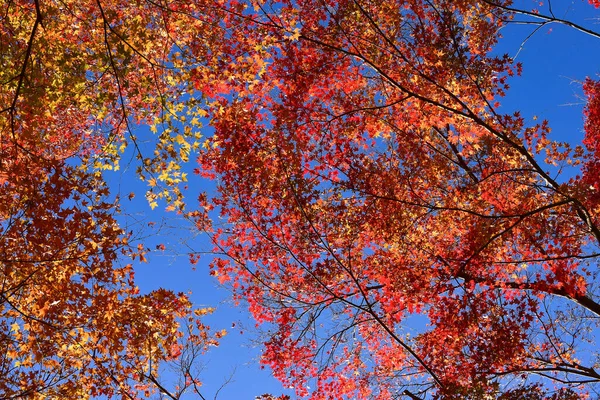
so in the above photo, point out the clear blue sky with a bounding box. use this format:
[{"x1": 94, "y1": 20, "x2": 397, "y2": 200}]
[{"x1": 109, "y1": 1, "x2": 600, "y2": 398}]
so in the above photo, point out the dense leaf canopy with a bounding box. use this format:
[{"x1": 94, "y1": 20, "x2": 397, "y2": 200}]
[
  {"x1": 1, "y1": 0, "x2": 217, "y2": 398},
  {"x1": 2, "y1": 0, "x2": 600, "y2": 399}
]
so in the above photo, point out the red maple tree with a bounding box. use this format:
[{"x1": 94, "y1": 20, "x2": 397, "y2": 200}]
[{"x1": 189, "y1": 0, "x2": 600, "y2": 398}]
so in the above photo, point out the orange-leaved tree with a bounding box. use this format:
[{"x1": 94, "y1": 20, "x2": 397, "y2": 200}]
[
  {"x1": 187, "y1": 0, "x2": 600, "y2": 398},
  {"x1": 0, "y1": 0, "x2": 224, "y2": 398}
]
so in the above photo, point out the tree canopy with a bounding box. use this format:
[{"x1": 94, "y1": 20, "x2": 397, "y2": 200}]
[
  {"x1": 2, "y1": 0, "x2": 600, "y2": 399},
  {"x1": 1, "y1": 0, "x2": 218, "y2": 397}
]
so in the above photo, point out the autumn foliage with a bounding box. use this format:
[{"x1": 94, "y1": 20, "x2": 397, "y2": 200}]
[
  {"x1": 0, "y1": 0, "x2": 217, "y2": 398},
  {"x1": 190, "y1": 0, "x2": 600, "y2": 399},
  {"x1": 3, "y1": 0, "x2": 600, "y2": 399}
]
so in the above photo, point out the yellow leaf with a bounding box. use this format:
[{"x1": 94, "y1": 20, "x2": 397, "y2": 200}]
[{"x1": 175, "y1": 134, "x2": 186, "y2": 145}]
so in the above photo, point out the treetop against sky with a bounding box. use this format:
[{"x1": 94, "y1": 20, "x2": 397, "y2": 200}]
[{"x1": 2, "y1": 0, "x2": 600, "y2": 399}]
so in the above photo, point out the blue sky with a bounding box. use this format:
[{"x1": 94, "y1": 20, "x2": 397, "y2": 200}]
[
  {"x1": 108, "y1": 1, "x2": 600, "y2": 398},
  {"x1": 495, "y1": 1, "x2": 599, "y2": 149}
]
